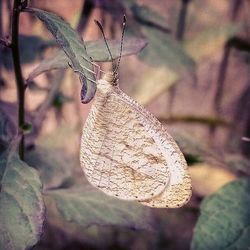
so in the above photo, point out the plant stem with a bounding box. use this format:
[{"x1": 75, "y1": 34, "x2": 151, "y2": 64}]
[
  {"x1": 11, "y1": 0, "x2": 25, "y2": 160},
  {"x1": 77, "y1": 0, "x2": 94, "y2": 33},
  {"x1": 176, "y1": 0, "x2": 191, "y2": 41},
  {"x1": 0, "y1": 0, "x2": 3, "y2": 37}
]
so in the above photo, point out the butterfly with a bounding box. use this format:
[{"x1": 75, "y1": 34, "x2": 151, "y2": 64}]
[{"x1": 79, "y1": 16, "x2": 192, "y2": 208}]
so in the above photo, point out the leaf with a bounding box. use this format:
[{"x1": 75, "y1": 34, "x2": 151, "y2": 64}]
[
  {"x1": 0, "y1": 101, "x2": 40, "y2": 145},
  {"x1": 0, "y1": 140, "x2": 44, "y2": 250},
  {"x1": 130, "y1": 3, "x2": 171, "y2": 33},
  {"x1": 131, "y1": 66, "x2": 179, "y2": 105},
  {"x1": 184, "y1": 24, "x2": 241, "y2": 62},
  {"x1": 45, "y1": 185, "x2": 154, "y2": 230},
  {"x1": 27, "y1": 52, "x2": 68, "y2": 82},
  {"x1": 27, "y1": 37, "x2": 147, "y2": 81},
  {"x1": 191, "y1": 178, "x2": 250, "y2": 250},
  {"x1": 0, "y1": 102, "x2": 17, "y2": 143},
  {"x1": 139, "y1": 26, "x2": 195, "y2": 74},
  {"x1": 52, "y1": 92, "x2": 73, "y2": 109},
  {"x1": 171, "y1": 130, "x2": 220, "y2": 165},
  {"x1": 25, "y1": 146, "x2": 73, "y2": 190},
  {"x1": 86, "y1": 37, "x2": 147, "y2": 62},
  {"x1": 25, "y1": 8, "x2": 96, "y2": 103},
  {"x1": 0, "y1": 35, "x2": 53, "y2": 70},
  {"x1": 189, "y1": 163, "x2": 236, "y2": 197},
  {"x1": 225, "y1": 154, "x2": 250, "y2": 176}
]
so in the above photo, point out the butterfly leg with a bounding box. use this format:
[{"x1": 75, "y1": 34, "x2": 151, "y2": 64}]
[
  {"x1": 68, "y1": 61, "x2": 96, "y2": 75},
  {"x1": 68, "y1": 62, "x2": 98, "y2": 84},
  {"x1": 81, "y1": 56, "x2": 107, "y2": 81}
]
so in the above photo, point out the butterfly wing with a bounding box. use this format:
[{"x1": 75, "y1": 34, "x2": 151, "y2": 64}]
[
  {"x1": 116, "y1": 87, "x2": 192, "y2": 208},
  {"x1": 139, "y1": 134, "x2": 192, "y2": 208},
  {"x1": 80, "y1": 82, "x2": 170, "y2": 201}
]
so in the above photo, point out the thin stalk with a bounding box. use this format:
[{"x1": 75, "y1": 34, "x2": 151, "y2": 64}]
[
  {"x1": 230, "y1": 0, "x2": 243, "y2": 21},
  {"x1": 213, "y1": 45, "x2": 231, "y2": 114},
  {"x1": 0, "y1": 0, "x2": 3, "y2": 90},
  {"x1": 11, "y1": 0, "x2": 25, "y2": 159},
  {"x1": 176, "y1": 0, "x2": 191, "y2": 41},
  {"x1": 0, "y1": 0, "x2": 3, "y2": 37},
  {"x1": 77, "y1": 0, "x2": 94, "y2": 33}
]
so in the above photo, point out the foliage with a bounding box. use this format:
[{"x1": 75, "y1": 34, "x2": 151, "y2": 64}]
[
  {"x1": 0, "y1": 139, "x2": 44, "y2": 250},
  {"x1": 0, "y1": 35, "x2": 54, "y2": 70},
  {"x1": 27, "y1": 38, "x2": 147, "y2": 81},
  {"x1": 45, "y1": 185, "x2": 153, "y2": 230},
  {"x1": 25, "y1": 7, "x2": 96, "y2": 103},
  {"x1": 1, "y1": 0, "x2": 250, "y2": 249},
  {"x1": 191, "y1": 179, "x2": 250, "y2": 250}
]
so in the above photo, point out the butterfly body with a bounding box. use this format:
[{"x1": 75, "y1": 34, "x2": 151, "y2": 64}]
[{"x1": 80, "y1": 73, "x2": 192, "y2": 208}]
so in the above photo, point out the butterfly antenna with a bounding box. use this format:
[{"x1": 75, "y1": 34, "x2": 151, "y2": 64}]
[
  {"x1": 94, "y1": 19, "x2": 115, "y2": 72},
  {"x1": 115, "y1": 15, "x2": 126, "y2": 74}
]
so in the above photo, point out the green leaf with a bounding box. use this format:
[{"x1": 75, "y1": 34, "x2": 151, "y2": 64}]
[
  {"x1": 130, "y1": 3, "x2": 171, "y2": 33},
  {"x1": 25, "y1": 146, "x2": 73, "y2": 190},
  {"x1": 86, "y1": 37, "x2": 147, "y2": 62},
  {"x1": 225, "y1": 154, "x2": 250, "y2": 176},
  {"x1": 27, "y1": 37, "x2": 147, "y2": 81},
  {"x1": 0, "y1": 140, "x2": 44, "y2": 250},
  {"x1": 45, "y1": 185, "x2": 153, "y2": 230},
  {"x1": 25, "y1": 8, "x2": 96, "y2": 103},
  {"x1": 27, "y1": 51, "x2": 68, "y2": 82},
  {"x1": 0, "y1": 101, "x2": 40, "y2": 145},
  {"x1": 184, "y1": 24, "x2": 241, "y2": 62},
  {"x1": 131, "y1": 66, "x2": 179, "y2": 105},
  {"x1": 139, "y1": 26, "x2": 195, "y2": 74},
  {"x1": 0, "y1": 35, "x2": 53, "y2": 70},
  {"x1": 171, "y1": 130, "x2": 217, "y2": 164},
  {"x1": 52, "y1": 92, "x2": 73, "y2": 109},
  {"x1": 0, "y1": 102, "x2": 17, "y2": 143},
  {"x1": 191, "y1": 178, "x2": 250, "y2": 250}
]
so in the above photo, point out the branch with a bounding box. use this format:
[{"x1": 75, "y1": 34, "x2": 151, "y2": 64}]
[
  {"x1": 158, "y1": 115, "x2": 232, "y2": 128},
  {"x1": 77, "y1": 0, "x2": 94, "y2": 33},
  {"x1": 176, "y1": 0, "x2": 191, "y2": 41},
  {"x1": 11, "y1": 0, "x2": 26, "y2": 159}
]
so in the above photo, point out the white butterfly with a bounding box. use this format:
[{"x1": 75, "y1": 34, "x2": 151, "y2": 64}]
[{"x1": 79, "y1": 16, "x2": 192, "y2": 208}]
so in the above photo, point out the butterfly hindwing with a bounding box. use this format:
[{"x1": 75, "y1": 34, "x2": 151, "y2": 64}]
[
  {"x1": 140, "y1": 134, "x2": 192, "y2": 208},
  {"x1": 116, "y1": 87, "x2": 192, "y2": 207}
]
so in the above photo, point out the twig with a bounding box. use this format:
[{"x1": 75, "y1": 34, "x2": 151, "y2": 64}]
[
  {"x1": 0, "y1": 0, "x2": 3, "y2": 92},
  {"x1": 32, "y1": 69, "x2": 65, "y2": 129},
  {"x1": 158, "y1": 115, "x2": 232, "y2": 128},
  {"x1": 176, "y1": 0, "x2": 191, "y2": 41},
  {"x1": 213, "y1": 46, "x2": 231, "y2": 114},
  {"x1": 77, "y1": 0, "x2": 94, "y2": 33},
  {"x1": 11, "y1": 0, "x2": 25, "y2": 159},
  {"x1": 0, "y1": 0, "x2": 3, "y2": 38},
  {"x1": 7, "y1": 0, "x2": 12, "y2": 32},
  {"x1": 230, "y1": 0, "x2": 243, "y2": 21}
]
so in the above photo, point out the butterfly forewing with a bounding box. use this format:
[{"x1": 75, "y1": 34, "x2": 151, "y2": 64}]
[{"x1": 80, "y1": 80, "x2": 170, "y2": 201}]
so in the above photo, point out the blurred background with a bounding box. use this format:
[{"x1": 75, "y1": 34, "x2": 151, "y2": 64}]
[{"x1": 1, "y1": 0, "x2": 250, "y2": 249}]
